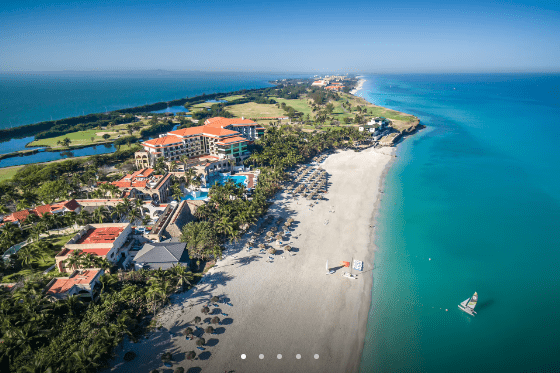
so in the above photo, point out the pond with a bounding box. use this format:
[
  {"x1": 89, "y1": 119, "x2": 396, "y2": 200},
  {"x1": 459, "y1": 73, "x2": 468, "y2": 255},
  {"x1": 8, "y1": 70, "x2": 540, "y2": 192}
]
[{"x1": 0, "y1": 143, "x2": 117, "y2": 168}]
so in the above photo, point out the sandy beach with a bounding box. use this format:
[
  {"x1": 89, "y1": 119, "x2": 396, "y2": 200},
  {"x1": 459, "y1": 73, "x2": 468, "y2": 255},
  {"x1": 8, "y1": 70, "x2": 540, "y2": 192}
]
[
  {"x1": 108, "y1": 146, "x2": 395, "y2": 373},
  {"x1": 350, "y1": 78, "x2": 366, "y2": 95}
]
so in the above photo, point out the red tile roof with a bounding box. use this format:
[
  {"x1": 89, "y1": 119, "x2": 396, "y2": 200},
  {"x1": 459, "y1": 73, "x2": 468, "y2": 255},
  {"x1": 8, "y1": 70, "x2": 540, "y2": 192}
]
[
  {"x1": 45, "y1": 269, "x2": 102, "y2": 295},
  {"x1": 200, "y1": 126, "x2": 239, "y2": 137},
  {"x1": 3, "y1": 210, "x2": 32, "y2": 223},
  {"x1": 204, "y1": 117, "x2": 257, "y2": 128},
  {"x1": 143, "y1": 136, "x2": 183, "y2": 146},
  {"x1": 75, "y1": 227, "x2": 124, "y2": 244},
  {"x1": 168, "y1": 126, "x2": 205, "y2": 137}
]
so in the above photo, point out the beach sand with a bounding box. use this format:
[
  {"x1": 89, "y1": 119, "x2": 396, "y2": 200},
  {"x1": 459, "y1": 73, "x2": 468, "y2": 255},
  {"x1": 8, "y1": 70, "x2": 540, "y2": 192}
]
[
  {"x1": 108, "y1": 146, "x2": 395, "y2": 373},
  {"x1": 351, "y1": 78, "x2": 366, "y2": 95}
]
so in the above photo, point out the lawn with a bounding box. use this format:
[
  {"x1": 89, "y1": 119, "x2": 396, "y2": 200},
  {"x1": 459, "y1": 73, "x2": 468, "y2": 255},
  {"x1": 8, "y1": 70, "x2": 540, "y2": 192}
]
[
  {"x1": 1, "y1": 233, "x2": 74, "y2": 283},
  {"x1": 0, "y1": 166, "x2": 23, "y2": 182},
  {"x1": 273, "y1": 98, "x2": 314, "y2": 117},
  {"x1": 29, "y1": 129, "x2": 117, "y2": 148},
  {"x1": 227, "y1": 102, "x2": 286, "y2": 118},
  {"x1": 222, "y1": 95, "x2": 245, "y2": 101}
]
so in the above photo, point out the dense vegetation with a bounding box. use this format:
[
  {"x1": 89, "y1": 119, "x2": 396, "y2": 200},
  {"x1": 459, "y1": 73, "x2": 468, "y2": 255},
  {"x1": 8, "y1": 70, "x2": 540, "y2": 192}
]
[{"x1": 0, "y1": 265, "x2": 194, "y2": 372}]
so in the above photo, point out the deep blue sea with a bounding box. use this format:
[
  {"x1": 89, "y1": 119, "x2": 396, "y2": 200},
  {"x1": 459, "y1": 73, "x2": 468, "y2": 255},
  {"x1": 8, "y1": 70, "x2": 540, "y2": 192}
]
[
  {"x1": 0, "y1": 71, "x2": 308, "y2": 166},
  {"x1": 358, "y1": 74, "x2": 560, "y2": 372}
]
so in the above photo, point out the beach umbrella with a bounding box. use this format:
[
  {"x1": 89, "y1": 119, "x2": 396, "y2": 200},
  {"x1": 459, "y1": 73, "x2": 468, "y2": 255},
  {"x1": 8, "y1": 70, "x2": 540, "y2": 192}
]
[
  {"x1": 186, "y1": 351, "x2": 196, "y2": 361},
  {"x1": 210, "y1": 296, "x2": 219, "y2": 304},
  {"x1": 266, "y1": 231, "x2": 274, "y2": 238},
  {"x1": 211, "y1": 316, "x2": 221, "y2": 325},
  {"x1": 268, "y1": 248, "x2": 276, "y2": 255},
  {"x1": 205, "y1": 326, "x2": 214, "y2": 334},
  {"x1": 287, "y1": 218, "x2": 294, "y2": 224},
  {"x1": 276, "y1": 233, "x2": 282, "y2": 241},
  {"x1": 284, "y1": 221, "x2": 291, "y2": 227},
  {"x1": 258, "y1": 243, "x2": 266, "y2": 250},
  {"x1": 284, "y1": 245, "x2": 291, "y2": 252},
  {"x1": 183, "y1": 327, "x2": 194, "y2": 337},
  {"x1": 161, "y1": 352, "x2": 172, "y2": 362},
  {"x1": 201, "y1": 306, "x2": 210, "y2": 315},
  {"x1": 193, "y1": 316, "x2": 201, "y2": 325},
  {"x1": 271, "y1": 226, "x2": 277, "y2": 232},
  {"x1": 196, "y1": 338, "x2": 206, "y2": 347}
]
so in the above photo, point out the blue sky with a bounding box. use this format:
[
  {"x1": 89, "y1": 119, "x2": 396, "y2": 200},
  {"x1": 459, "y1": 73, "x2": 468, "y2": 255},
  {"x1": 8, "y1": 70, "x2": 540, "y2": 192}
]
[{"x1": 1, "y1": 0, "x2": 559, "y2": 72}]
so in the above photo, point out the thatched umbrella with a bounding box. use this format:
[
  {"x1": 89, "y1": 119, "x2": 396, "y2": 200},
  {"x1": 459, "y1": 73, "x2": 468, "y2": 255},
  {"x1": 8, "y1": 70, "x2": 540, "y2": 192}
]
[
  {"x1": 271, "y1": 226, "x2": 277, "y2": 232},
  {"x1": 287, "y1": 217, "x2": 294, "y2": 224},
  {"x1": 210, "y1": 296, "x2": 219, "y2": 304},
  {"x1": 205, "y1": 326, "x2": 214, "y2": 334},
  {"x1": 268, "y1": 248, "x2": 276, "y2": 255},
  {"x1": 266, "y1": 231, "x2": 274, "y2": 239},
  {"x1": 211, "y1": 316, "x2": 221, "y2": 325},
  {"x1": 201, "y1": 306, "x2": 210, "y2": 315},
  {"x1": 284, "y1": 245, "x2": 292, "y2": 252},
  {"x1": 186, "y1": 351, "x2": 196, "y2": 361},
  {"x1": 183, "y1": 327, "x2": 194, "y2": 337},
  {"x1": 284, "y1": 221, "x2": 291, "y2": 228},
  {"x1": 276, "y1": 234, "x2": 283, "y2": 242},
  {"x1": 161, "y1": 352, "x2": 172, "y2": 362},
  {"x1": 193, "y1": 316, "x2": 201, "y2": 325},
  {"x1": 258, "y1": 243, "x2": 266, "y2": 250},
  {"x1": 196, "y1": 338, "x2": 206, "y2": 347}
]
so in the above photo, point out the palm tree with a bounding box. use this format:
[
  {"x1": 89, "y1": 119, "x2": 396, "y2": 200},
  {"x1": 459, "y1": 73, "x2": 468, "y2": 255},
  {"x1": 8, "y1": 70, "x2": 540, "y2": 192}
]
[
  {"x1": 142, "y1": 214, "x2": 151, "y2": 226},
  {"x1": 93, "y1": 206, "x2": 109, "y2": 224},
  {"x1": 99, "y1": 273, "x2": 118, "y2": 294},
  {"x1": 15, "y1": 199, "x2": 30, "y2": 211},
  {"x1": 127, "y1": 208, "x2": 141, "y2": 224},
  {"x1": 171, "y1": 265, "x2": 193, "y2": 291}
]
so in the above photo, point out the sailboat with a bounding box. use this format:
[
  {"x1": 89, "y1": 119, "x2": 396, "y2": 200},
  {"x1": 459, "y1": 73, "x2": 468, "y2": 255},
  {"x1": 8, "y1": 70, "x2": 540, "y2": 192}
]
[
  {"x1": 458, "y1": 292, "x2": 478, "y2": 316},
  {"x1": 326, "y1": 260, "x2": 335, "y2": 275}
]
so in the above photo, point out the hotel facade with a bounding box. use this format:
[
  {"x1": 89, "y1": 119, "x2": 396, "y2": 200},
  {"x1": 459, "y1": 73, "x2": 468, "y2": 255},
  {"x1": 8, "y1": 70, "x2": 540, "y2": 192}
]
[{"x1": 135, "y1": 117, "x2": 264, "y2": 169}]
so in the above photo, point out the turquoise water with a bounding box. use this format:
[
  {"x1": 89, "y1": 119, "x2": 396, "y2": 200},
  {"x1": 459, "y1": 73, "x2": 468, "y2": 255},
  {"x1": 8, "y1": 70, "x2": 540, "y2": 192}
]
[
  {"x1": 182, "y1": 191, "x2": 208, "y2": 201},
  {"x1": 207, "y1": 174, "x2": 247, "y2": 187},
  {"x1": 359, "y1": 74, "x2": 560, "y2": 372}
]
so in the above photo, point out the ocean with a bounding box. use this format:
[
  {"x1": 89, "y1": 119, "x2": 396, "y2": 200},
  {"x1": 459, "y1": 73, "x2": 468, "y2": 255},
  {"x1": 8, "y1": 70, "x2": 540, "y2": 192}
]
[
  {"x1": 358, "y1": 74, "x2": 560, "y2": 372},
  {"x1": 0, "y1": 71, "x2": 308, "y2": 166}
]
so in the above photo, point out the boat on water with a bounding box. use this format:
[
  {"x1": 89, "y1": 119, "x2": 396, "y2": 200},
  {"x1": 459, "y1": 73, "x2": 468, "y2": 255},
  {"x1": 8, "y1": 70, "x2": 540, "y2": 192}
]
[{"x1": 458, "y1": 292, "x2": 478, "y2": 316}]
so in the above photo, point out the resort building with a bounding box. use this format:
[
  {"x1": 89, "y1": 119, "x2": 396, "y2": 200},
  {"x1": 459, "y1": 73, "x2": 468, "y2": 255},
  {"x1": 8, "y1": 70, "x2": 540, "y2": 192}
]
[
  {"x1": 133, "y1": 242, "x2": 190, "y2": 270},
  {"x1": 1, "y1": 199, "x2": 81, "y2": 227},
  {"x1": 110, "y1": 168, "x2": 172, "y2": 202},
  {"x1": 55, "y1": 223, "x2": 134, "y2": 272},
  {"x1": 136, "y1": 117, "x2": 264, "y2": 168},
  {"x1": 311, "y1": 80, "x2": 327, "y2": 87},
  {"x1": 44, "y1": 268, "x2": 104, "y2": 300}
]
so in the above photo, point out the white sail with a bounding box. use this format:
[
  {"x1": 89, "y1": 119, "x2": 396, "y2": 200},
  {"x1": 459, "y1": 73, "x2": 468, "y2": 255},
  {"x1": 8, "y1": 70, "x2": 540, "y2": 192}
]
[
  {"x1": 326, "y1": 260, "x2": 329, "y2": 271},
  {"x1": 467, "y1": 292, "x2": 478, "y2": 310},
  {"x1": 460, "y1": 299, "x2": 469, "y2": 308}
]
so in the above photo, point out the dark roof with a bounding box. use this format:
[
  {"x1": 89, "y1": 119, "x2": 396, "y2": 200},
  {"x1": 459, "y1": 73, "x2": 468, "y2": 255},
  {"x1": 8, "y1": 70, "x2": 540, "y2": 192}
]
[{"x1": 133, "y1": 242, "x2": 189, "y2": 270}]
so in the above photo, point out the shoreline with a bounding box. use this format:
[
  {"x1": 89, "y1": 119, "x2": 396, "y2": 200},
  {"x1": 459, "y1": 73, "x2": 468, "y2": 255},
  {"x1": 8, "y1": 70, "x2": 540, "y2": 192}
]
[
  {"x1": 350, "y1": 78, "x2": 366, "y2": 95},
  {"x1": 106, "y1": 146, "x2": 396, "y2": 373}
]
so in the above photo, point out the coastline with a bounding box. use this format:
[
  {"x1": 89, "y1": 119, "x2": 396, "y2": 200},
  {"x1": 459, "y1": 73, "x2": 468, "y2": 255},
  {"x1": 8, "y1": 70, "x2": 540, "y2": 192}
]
[
  {"x1": 106, "y1": 146, "x2": 396, "y2": 373},
  {"x1": 350, "y1": 78, "x2": 366, "y2": 95}
]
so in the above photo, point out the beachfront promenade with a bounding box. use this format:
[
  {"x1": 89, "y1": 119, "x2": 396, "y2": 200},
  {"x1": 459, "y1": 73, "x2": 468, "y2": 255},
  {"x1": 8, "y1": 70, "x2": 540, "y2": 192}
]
[{"x1": 108, "y1": 146, "x2": 395, "y2": 373}]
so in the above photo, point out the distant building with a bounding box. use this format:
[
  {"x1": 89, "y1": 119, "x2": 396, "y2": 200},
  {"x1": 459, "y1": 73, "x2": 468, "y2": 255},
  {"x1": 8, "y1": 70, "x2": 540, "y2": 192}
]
[
  {"x1": 55, "y1": 223, "x2": 134, "y2": 272},
  {"x1": 44, "y1": 268, "x2": 104, "y2": 300},
  {"x1": 311, "y1": 80, "x2": 327, "y2": 87}
]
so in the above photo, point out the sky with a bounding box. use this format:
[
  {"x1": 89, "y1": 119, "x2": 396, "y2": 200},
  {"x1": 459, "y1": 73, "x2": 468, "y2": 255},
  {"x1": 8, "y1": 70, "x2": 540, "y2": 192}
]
[{"x1": 1, "y1": 0, "x2": 560, "y2": 73}]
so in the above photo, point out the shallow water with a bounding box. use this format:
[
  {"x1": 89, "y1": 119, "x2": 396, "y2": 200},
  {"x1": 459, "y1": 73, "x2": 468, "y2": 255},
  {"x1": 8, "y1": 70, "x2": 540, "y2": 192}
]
[{"x1": 359, "y1": 74, "x2": 560, "y2": 372}]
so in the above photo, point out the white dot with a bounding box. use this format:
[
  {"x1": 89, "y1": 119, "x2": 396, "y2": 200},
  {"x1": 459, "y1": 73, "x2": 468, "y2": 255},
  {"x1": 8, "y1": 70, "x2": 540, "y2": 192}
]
[
  {"x1": 241, "y1": 354, "x2": 246, "y2": 359},
  {"x1": 314, "y1": 354, "x2": 319, "y2": 359},
  {"x1": 259, "y1": 354, "x2": 264, "y2": 359},
  {"x1": 296, "y1": 354, "x2": 301, "y2": 359},
  {"x1": 277, "y1": 354, "x2": 282, "y2": 359}
]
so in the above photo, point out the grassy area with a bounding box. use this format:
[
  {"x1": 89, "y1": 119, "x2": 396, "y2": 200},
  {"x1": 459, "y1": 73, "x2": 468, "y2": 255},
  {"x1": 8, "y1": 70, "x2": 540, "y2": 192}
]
[
  {"x1": 1, "y1": 233, "x2": 74, "y2": 283},
  {"x1": 227, "y1": 102, "x2": 286, "y2": 118},
  {"x1": 29, "y1": 129, "x2": 118, "y2": 148},
  {"x1": 222, "y1": 94, "x2": 245, "y2": 101},
  {"x1": 0, "y1": 166, "x2": 23, "y2": 182},
  {"x1": 273, "y1": 98, "x2": 314, "y2": 117}
]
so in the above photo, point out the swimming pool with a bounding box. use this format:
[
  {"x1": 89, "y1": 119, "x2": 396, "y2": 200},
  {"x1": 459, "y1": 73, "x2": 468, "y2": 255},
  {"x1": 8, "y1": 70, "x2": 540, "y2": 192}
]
[
  {"x1": 182, "y1": 191, "x2": 208, "y2": 200},
  {"x1": 206, "y1": 174, "x2": 247, "y2": 187}
]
